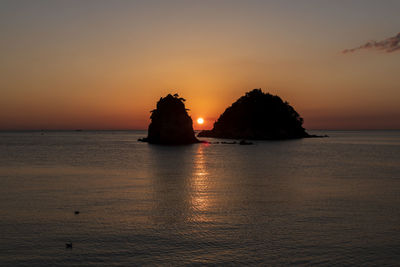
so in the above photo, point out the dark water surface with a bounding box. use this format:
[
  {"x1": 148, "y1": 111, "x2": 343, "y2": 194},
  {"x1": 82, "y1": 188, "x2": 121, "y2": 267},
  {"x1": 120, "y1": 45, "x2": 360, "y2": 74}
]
[{"x1": 0, "y1": 130, "x2": 399, "y2": 266}]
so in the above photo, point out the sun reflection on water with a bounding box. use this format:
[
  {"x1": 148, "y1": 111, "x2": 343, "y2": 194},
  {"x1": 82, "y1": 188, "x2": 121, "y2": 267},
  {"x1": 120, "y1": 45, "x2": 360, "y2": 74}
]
[{"x1": 190, "y1": 143, "x2": 212, "y2": 221}]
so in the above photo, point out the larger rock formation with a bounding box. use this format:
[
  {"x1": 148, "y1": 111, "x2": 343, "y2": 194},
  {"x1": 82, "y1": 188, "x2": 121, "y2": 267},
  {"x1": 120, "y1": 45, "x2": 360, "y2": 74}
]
[
  {"x1": 141, "y1": 94, "x2": 199, "y2": 144},
  {"x1": 198, "y1": 89, "x2": 310, "y2": 140}
]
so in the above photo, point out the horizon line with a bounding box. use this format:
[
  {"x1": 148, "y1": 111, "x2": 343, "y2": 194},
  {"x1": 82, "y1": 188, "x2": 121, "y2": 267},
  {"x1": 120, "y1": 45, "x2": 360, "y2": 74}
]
[{"x1": 0, "y1": 128, "x2": 399, "y2": 132}]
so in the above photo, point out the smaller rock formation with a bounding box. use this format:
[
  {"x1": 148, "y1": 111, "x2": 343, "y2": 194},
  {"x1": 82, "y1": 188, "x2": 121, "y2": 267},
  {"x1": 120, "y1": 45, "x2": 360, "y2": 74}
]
[
  {"x1": 140, "y1": 94, "x2": 199, "y2": 145},
  {"x1": 239, "y1": 140, "x2": 253, "y2": 145}
]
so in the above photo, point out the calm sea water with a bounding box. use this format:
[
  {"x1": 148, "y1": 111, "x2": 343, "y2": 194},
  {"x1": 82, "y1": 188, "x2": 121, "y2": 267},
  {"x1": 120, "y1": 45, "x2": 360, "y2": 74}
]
[{"x1": 0, "y1": 130, "x2": 399, "y2": 266}]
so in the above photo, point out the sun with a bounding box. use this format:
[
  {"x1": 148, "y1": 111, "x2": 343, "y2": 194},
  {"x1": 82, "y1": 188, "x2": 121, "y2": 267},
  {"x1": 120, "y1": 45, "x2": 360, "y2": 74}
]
[{"x1": 197, "y1": 117, "x2": 204, "y2": 124}]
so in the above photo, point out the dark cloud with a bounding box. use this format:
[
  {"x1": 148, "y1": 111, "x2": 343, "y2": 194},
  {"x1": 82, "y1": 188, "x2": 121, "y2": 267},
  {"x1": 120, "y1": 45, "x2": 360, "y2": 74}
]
[{"x1": 342, "y1": 32, "x2": 400, "y2": 53}]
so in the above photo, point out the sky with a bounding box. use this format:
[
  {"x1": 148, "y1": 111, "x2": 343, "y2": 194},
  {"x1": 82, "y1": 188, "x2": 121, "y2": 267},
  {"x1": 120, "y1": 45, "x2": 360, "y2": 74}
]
[{"x1": 1, "y1": 0, "x2": 399, "y2": 130}]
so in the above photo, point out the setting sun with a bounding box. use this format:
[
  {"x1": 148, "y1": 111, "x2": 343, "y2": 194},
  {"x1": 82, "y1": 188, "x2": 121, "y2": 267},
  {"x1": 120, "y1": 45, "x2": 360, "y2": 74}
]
[{"x1": 197, "y1": 118, "x2": 204, "y2": 124}]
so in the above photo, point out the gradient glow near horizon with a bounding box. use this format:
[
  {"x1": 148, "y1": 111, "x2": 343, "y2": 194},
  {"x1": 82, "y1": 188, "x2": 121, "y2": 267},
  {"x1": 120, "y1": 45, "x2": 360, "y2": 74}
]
[{"x1": 1, "y1": 0, "x2": 400, "y2": 130}]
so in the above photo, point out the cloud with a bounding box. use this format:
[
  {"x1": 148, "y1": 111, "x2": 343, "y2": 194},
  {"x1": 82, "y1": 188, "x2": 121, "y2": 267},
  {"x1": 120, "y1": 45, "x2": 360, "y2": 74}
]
[{"x1": 342, "y1": 32, "x2": 400, "y2": 53}]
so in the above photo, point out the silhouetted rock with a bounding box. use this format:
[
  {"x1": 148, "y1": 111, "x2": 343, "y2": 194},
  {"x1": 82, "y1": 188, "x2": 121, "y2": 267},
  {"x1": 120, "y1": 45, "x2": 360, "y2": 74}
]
[
  {"x1": 141, "y1": 94, "x2": 199, "y2": 145},
  {"x1": 239, "y1": 140, "x2": 253, "y2": 145},
  {"x1": 198, "y1": 89, "x2": 310, "y2": 140}
]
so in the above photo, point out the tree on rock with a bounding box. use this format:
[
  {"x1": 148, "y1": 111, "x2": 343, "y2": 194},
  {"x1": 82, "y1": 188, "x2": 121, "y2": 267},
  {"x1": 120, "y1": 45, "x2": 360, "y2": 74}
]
[
  {"x1": 198, "y1": 89, "x2": 310, "y2": 140},
  {"x1": 143, "y1": 94, "x2": 199, "y2": 144}
]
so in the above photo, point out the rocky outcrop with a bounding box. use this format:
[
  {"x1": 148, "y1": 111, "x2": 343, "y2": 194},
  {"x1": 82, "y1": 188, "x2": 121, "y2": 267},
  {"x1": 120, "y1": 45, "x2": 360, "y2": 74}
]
[
  {"x1": 198, "y1": 89, "x2": 310, "y2": 140},
  {"x1": 140, "y1": 94, "x2": 199, "y2": 145}
]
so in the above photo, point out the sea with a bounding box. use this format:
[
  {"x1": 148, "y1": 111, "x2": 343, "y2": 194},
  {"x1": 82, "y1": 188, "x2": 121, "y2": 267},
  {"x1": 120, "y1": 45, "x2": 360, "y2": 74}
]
[{"x1": 0, "y1": 130, "x2": 399, "y2": 266}]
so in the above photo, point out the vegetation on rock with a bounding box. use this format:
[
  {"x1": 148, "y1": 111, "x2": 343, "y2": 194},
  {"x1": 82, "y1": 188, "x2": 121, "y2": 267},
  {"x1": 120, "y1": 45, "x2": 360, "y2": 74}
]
[{"x1": 198, "y1": 89, "x2": 310, "y2": 140}]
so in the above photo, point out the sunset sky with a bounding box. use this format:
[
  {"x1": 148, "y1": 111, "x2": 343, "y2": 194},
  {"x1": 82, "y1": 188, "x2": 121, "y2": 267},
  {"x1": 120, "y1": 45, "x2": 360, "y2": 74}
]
[{"x1": 1, "y1": 0, "x2": 399, "y2": 130}]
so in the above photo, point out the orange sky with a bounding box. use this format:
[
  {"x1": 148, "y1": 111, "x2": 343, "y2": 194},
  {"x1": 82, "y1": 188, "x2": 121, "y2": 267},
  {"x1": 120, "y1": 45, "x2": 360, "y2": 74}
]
[{"x1": 1, "y1": 1, "x2": 399, "y2": 130}]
